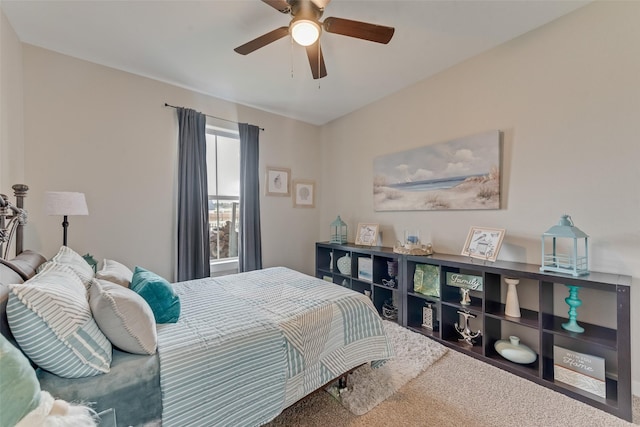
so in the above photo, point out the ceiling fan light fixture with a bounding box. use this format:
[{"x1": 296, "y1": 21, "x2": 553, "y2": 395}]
[
  {"x1": 235, "y1": 1, "x2": 395, "y2": 79},
  {"x1": 290, "y1": 19, "x2": 321, "y2": 46}
]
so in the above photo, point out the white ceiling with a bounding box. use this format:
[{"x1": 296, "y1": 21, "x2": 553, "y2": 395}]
[{"x1": 2, "y1": 0, "x2": 589, "y2": 126}]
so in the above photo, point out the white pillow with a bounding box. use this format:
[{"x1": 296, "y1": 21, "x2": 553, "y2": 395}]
[
  {"x1": 7, "y1": 263, "x2": 112, "y2": 378},
  {"x1": 89, "y1": 279, "x2": 157, "y2": 355},
  {"x1": 95, "y1": 259, "x2": 134, "y2": 288},
  {"x1": 39, "y1": 246, "x2": 94, "y2": 288}
]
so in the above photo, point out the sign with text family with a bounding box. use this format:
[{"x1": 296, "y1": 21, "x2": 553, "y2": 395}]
[{"x1": 446, "y1": 272, "x2": 483, "y2": 291}]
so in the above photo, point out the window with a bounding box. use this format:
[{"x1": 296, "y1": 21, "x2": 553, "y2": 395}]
[{"x1": 206, "y1": 125, "x2": 240, "y2": 273}]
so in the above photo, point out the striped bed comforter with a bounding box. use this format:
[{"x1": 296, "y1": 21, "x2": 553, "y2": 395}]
[{"x1": 156, "y1": 266, "x2": 394, "y2": 426}]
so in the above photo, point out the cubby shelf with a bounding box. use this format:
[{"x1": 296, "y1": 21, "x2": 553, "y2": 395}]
[
  {"x1": 315, "y1": 242, "x2": 632, "y2": 421},
  {"x1": 316, "y1": 242, "x2": 401, "y2": 323}
]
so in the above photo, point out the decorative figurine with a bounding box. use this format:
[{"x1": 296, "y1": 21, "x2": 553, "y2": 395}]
[
  {"x1": 460, "y1": 288, "x2": 471, "y2": 305},
  {"x1": 455, "y1": 310, "x2": 482, "y2": 345}
]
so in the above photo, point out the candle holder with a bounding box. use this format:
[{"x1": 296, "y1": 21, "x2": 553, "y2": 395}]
[
  {"x1": 540, "y1": 215, "x2": 589, "y2": 276},
  {"x1": 329, "y1": 215, "x2": 347, "y2": 244},
  {"x1": 562, "y1": 285, "x2": 584, "y2": 333}
]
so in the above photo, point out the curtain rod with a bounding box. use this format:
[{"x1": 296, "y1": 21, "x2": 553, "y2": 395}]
[{"x1": 164, "y1": 103, "x2": 264, "y2": 131}]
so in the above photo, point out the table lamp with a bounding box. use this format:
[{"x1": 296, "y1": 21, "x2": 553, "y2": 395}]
[{"x1": 44, "y1": 191, "x2": 88, "y2": 246}]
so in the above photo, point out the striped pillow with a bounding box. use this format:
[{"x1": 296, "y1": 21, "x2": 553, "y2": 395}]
[
  {"x1": 38, "y1": 246, "x2": 94, "y2": 288},
  {"x1": 7, "y1": 263, "x2": 112, "y2": 378}
]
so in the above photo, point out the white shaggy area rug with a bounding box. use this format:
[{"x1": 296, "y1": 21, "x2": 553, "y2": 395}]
[{"x1": 327, "y1": 320, "x2": 448, "y2": 415}]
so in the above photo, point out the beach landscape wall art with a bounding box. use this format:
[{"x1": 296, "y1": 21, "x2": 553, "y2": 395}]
[{"x1": 373, "y1": 130, "x2": 501, "y2": 211}]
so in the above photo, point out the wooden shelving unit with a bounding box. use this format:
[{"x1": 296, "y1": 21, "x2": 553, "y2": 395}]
[
  {"x1": 315, "y1": 242, "x2": 632, "y2": 421},
  {"x1": 316, "y1": 242, "x2": 402, "y2": 323}
]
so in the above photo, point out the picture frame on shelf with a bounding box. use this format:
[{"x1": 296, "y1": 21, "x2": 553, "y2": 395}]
[
  {"x1": 292, "y1": 180, "x2": 315, "y2": 208},
  {"x1": 553, "y1": 346, "x2": 606, "y2": 398},
  {"x1": 357, "y1": 257, "x2": 373, "y2": 281},
  {"x1": 265, "y1": 167, "x2": 291, "y2": 197},
  {"x1": 461, "y1": 226, "x2": 505, "y2": 262},
  {"x1": 355, "y1": 223, "x2": 379, "y2": 246}
]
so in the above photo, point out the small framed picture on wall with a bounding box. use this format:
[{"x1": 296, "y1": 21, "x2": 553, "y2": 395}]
[
  {"x1": 265, "y1": 167, "x2": 291, "y2": 197},
  {"x1": 293, "y1": 180, "x2": 315, "y2": 208}
]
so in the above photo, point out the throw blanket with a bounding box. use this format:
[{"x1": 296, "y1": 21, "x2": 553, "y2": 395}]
[{"x1": 157, "y1": 267, "x2": 394, "y2": 427}]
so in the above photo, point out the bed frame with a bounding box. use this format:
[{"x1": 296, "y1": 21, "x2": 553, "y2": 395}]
[
  {"x1": 0, "y1": 184, "x2": 28, "y2": 258},
  {"x1": 0, "y1": 184, "x2": 40, "y2": 344}
]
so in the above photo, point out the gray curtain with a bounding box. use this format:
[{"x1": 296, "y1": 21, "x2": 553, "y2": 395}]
[
  {"x1": 238, "y1": 123, "x2": 262, "y2": 272},
  {"x1": 177, "y1": 108, "x2": 210, "y2": 281}
]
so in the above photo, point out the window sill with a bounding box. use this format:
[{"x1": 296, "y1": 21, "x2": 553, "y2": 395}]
[{"x1": 210, "y1": 258, "x2": 238, "y2": 277}]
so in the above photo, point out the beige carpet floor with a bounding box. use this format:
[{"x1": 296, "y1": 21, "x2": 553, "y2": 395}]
[{"x1": 266, "y1": 350, "x2": 638, "y2": 427}]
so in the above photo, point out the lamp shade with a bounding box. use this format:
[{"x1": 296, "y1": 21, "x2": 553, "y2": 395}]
[{"x1": 44, "y1": 192, "x2": 88, "y2": 216}]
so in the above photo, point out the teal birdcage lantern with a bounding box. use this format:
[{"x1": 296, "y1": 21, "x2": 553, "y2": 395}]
[
  {"x1": 330, "y1": 216, "x2": 347, "y2": 244},
  {"x1": 540, "y1": 215, "x2": 589, "y2": 276}
]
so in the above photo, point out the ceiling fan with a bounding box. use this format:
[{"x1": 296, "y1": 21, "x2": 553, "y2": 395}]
[{"x1": 234, "y1": 0, "x2": 395, "y2": 79}]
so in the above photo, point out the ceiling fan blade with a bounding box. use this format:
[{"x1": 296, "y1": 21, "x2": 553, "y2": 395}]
[
  {"x1": 261, "y1": 0, "x2": 291, "y2": 13},
  {"x1": 323, "y1": 17, "x2": 395, "y2": 44},
  {"x1": 234, "y1": 27, "x2": 289, "y2": 55},
  {"x1": 305, "y1": 42, "x2": 327, "y2": 79},
  {"x1": 310, "y1": 0, "x2": 332, "y2": 10}
]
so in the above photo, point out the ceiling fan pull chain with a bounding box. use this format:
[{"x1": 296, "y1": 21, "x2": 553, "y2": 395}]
[
  {"x1": 317, "y1": 44, "x2": 321, "y2": 89},
  {"x1": 290, "y1": 37, "x2": 295, "y2": 78}
]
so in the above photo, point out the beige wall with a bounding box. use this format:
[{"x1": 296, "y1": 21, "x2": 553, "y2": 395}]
[
  {"x1": 0, "y1": 10, "x2": 24, "y2": 190},
  {"x1": 18, "y1": 45, "x2": 321, "y2": 280},
  {"x1": 320, "y1": 1, "x2": 640, "y2": 390}
]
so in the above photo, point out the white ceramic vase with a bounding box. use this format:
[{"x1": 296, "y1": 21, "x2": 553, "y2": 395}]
[
  {"x1": 504, "y1": 277, "x2": 521, "y2": 318},
  {"x1": 494, "y1": 336, "x2": 537, "y2": 364},
  {"x1": 337, "y1": 255, "x2": 351, "y2": 275}
]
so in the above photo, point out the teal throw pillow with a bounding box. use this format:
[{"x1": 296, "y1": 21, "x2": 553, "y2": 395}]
[
  {"x1": 0, "y1": 335, "x2": 41, "y2": 427},
  {"x1": 130, "y1": 266, "x2": 180, "y2": 324}
]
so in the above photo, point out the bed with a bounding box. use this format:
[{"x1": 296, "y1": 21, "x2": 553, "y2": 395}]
[{"x1": 0, "y1": 186, "x2": 394, "y2": 427}]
